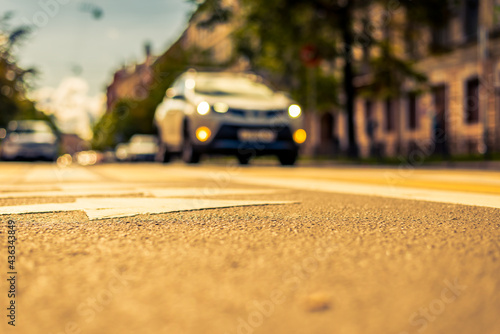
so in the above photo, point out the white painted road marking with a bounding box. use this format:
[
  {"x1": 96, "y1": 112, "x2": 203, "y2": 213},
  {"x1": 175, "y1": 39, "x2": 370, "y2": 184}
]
[
  {"x1": 0, "y1": 189, "x2": 145, "y2": 199},
  {"x1": 144, "y1": 188, "x2": 279, "y2": 198},
  {"x1": 0, "y1": 187, "x2": 279, "y2": 199},
  {"x1": 0, "y1": 181, "x2": 291, "y2": 220},
  {"x1": 0, "y1": 197, "x2": 295, "y2": 220}
]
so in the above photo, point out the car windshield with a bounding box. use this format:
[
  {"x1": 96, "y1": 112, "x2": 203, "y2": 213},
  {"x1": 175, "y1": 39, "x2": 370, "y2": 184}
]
[
  {"x1": 130, "y1": 135, "x2": 157, "y2": 144},
  {"x1": 9, "y1": 121, "x2": 53, "y2": 134},
  {"x1": 194, "y1": 74, "x2": 275, "y2": 98}
]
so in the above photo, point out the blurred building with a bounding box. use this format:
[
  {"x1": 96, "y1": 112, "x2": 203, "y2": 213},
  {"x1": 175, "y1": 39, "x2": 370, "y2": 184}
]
[
  {"x1": 106, "y1": 43, "x2": 156, "y2": 112},
  {"x1": 181, "y1": 1, "x2": 236, "y2": 65},
  {"x1": 175, "y1": 0, "x2": 252, "y2": 72},
  {"x1": 316, "y1": 0, "x2": 500, "y2": 158}
]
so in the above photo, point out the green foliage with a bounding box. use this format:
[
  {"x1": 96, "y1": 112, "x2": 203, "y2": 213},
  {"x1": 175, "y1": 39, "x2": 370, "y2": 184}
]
[
  {"x1": 361, "y1": 42, "x2": 427, "y2": 100},
  {"x1": 292, "y1": 66, "x2": 339, "y2": 112},
  {"x1": 91, "y1": 105, "x2": 121, "y2": 149},
  {"x1": 0, "y1": 12, "x2": 43, "y2": 129},
  {"x1": 234, "y1": 0, "x2": 342, "y2": 109}
]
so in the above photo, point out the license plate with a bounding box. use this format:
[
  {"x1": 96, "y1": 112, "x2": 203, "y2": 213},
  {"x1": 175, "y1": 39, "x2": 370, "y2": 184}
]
[{"x1": 238, "y1": 129, "x2": 276, "y2": 143}]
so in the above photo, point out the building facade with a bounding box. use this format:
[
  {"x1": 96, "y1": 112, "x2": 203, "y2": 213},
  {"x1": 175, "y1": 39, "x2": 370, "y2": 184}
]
[
  {"x1": 105, "y1": 44, "x2": 155, "y2": 112},
  {"x1": 180, "y1": 2, "x2": 236, "y2": 66},
  {"x1": 311, "y1": 0, "x2": 500, "y2": 158}
]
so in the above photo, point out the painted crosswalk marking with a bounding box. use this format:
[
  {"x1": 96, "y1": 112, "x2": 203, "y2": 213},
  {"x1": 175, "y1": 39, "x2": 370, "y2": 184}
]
[
  {"x1": 0, "y1": 184, "x2": 293, "y2": 220},
  {"x1": 0, "y1": 187, "x2": 278, "y2": 199},
  {"x1": 0, "y1": 197, "x2": 293, "y2": 220}
]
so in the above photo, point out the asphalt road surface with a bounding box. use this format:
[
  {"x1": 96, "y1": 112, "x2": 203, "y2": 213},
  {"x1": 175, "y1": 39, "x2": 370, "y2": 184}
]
[{"x1": 0, "y1": 161, "x2": 499, "y2": 334}]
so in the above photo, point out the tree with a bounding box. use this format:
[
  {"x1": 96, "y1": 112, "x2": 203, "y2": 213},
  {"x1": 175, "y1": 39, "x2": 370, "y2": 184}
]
[
  {"x1": 197, "y1": 0, "x2": 452, "y2": 158},
  {"x1": 0, "y1": 12, "x2": 46, "y2": 128}
]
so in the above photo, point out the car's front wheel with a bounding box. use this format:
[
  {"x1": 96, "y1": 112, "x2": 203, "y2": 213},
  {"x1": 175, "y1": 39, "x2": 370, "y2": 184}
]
[
  {"x1": 156, "y1": 143, "x2": 171, "y2": 163},
  {"x1": 277, "y1": 150, "x2": 298, "y2": 166},
  {"x1": 182, "y1": 135, "x2": 200, "y2": 164},
  {"x1": 236, "y1": 153, "x2": 252, "y2": 165}
]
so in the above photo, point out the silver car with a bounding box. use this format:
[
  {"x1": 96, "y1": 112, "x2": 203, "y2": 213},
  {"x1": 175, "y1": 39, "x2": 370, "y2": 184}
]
[
  {"x1": 115, "y1": 135, "x2": 158, "y2": 162},
  {"x1": 154, "y1": 71, "x2": 306, "y2": 165},
  {"x1": 0, "y1": 120, "x2": 59, "y2": 161}
]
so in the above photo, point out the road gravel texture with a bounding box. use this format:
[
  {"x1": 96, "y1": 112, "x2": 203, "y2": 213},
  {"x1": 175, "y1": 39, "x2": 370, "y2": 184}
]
[{"x1": 1, "y1": 185, "x2": 498, "y2": 334}]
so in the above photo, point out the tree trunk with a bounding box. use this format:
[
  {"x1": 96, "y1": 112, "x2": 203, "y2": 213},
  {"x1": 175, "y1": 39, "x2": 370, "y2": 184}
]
[{"x1": 340, "y1": 2, "x2": 359, "y2": 158}]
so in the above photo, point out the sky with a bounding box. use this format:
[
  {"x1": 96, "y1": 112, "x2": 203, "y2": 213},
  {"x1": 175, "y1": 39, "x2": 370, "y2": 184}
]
[{"x1": 2, "y1": 0, "x2": 196, "y2": 139}]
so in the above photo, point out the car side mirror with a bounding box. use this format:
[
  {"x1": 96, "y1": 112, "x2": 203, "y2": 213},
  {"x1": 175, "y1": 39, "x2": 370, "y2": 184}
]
[
  {"x1": 172, "y1": 94, "x2": 185, "y2": 100},
  {"x1": 166, "y1": 88, "x2": 176, "y2": 98},
  {"x1": 166, "y1": 87, "x2": 185, "y2": 100}
]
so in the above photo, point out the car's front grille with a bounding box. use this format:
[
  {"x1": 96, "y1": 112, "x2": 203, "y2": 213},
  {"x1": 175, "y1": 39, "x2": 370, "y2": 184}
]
[
  {"x1": 228, "y1": 108, "x2": 246, "y2": 117},
  {"x1": 265, "y1": 110, "x2": 286, "y2": 118},
  {"x1": 227, "y1": 108, "x2": 285, "y2": 119}
]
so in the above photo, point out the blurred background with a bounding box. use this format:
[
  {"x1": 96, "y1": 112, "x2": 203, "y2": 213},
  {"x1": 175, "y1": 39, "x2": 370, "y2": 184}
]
[{"x1": 1, "y1": 0, "x2": 500, "y2": 165}]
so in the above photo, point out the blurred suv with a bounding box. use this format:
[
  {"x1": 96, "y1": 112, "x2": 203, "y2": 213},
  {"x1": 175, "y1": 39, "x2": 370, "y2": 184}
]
[
  {"x1": 154, "y1": 70, "x2": 306, "y2": 165},
  {"x1": 0, "y1": 120, "x2": 59, "y2": 161}
]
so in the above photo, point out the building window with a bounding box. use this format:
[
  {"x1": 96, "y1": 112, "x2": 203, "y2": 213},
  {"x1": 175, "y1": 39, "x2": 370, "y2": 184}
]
[
  {"x1": 408, "y1": 93, "x2": 418, "y2": 130},
  {"x1": 385, "y1": 99, "x2": 394, "y2": 132},
  {"x1": 464, "y1": 0, "x2": 479, "y2": 41},
  {"x1": 432, "y1": 85, "x2": 447, "y2": 133},
  {"x1": 432, "y1": 85, "x2": 448, "y2": 155},
  {"x1": 365, "y1": 100, "x2": 376, "y2": 139},
  {"x1": 431, "y1": 24, "x2": 450, "y2": 52},
  {"x1": 465, "y1": 78, "x2": 480, "y2": 123},
  {"x1": 364, "y1": 100, "x2": 373, "y2": 122},
  {"x1": 320, "y1": 113, "x2": 334, "y2": 142},
  {"x1": 405, "y1": 22, "x2": 418, "y2": 58}
]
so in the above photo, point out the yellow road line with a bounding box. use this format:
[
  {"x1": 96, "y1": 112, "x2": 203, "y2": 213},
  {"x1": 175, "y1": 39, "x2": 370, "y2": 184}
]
[{"x1": 237, "y1": 170, "x2": 500, "y2": 195}]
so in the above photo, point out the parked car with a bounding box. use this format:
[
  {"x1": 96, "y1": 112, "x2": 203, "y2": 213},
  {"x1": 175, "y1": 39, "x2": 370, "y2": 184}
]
[
  {"x1": 115, "y1": 135, "x2": 158, "y2": 162},
  {"x1": 154, "y1": 70, "x2": 306, "y2": 165},
  {"x1": 0, "y1": 120, "x2": 59, "y2": 161},
  {"x1": 115, "y1": 143, "x2": 130, "y2": 162}
]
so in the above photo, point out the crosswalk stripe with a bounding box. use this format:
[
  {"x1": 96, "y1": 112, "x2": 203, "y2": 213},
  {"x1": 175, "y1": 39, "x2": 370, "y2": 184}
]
[{"x1": 0, "y1": 197, "x2": 295, "y2": 220}]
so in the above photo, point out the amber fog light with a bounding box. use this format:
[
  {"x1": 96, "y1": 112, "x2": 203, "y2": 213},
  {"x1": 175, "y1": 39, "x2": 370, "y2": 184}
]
[
  {"x1": 196, "y1": 127, "x2": 211, "y2": 142},
  {"x1": 293, "y1": 129, "x2": 307, "y2": 144}
]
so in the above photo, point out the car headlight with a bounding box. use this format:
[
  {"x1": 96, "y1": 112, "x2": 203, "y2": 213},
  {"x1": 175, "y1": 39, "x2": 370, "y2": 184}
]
[
  {"x1": 288, "y1": 104, "x2": 301, "y2": 118},
  {"x1": 213, "y1": 102, "x2": 228, "y2": 113},
  {"x1": 197, "y1": 101, "x2": 211, "y2": 115}
]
